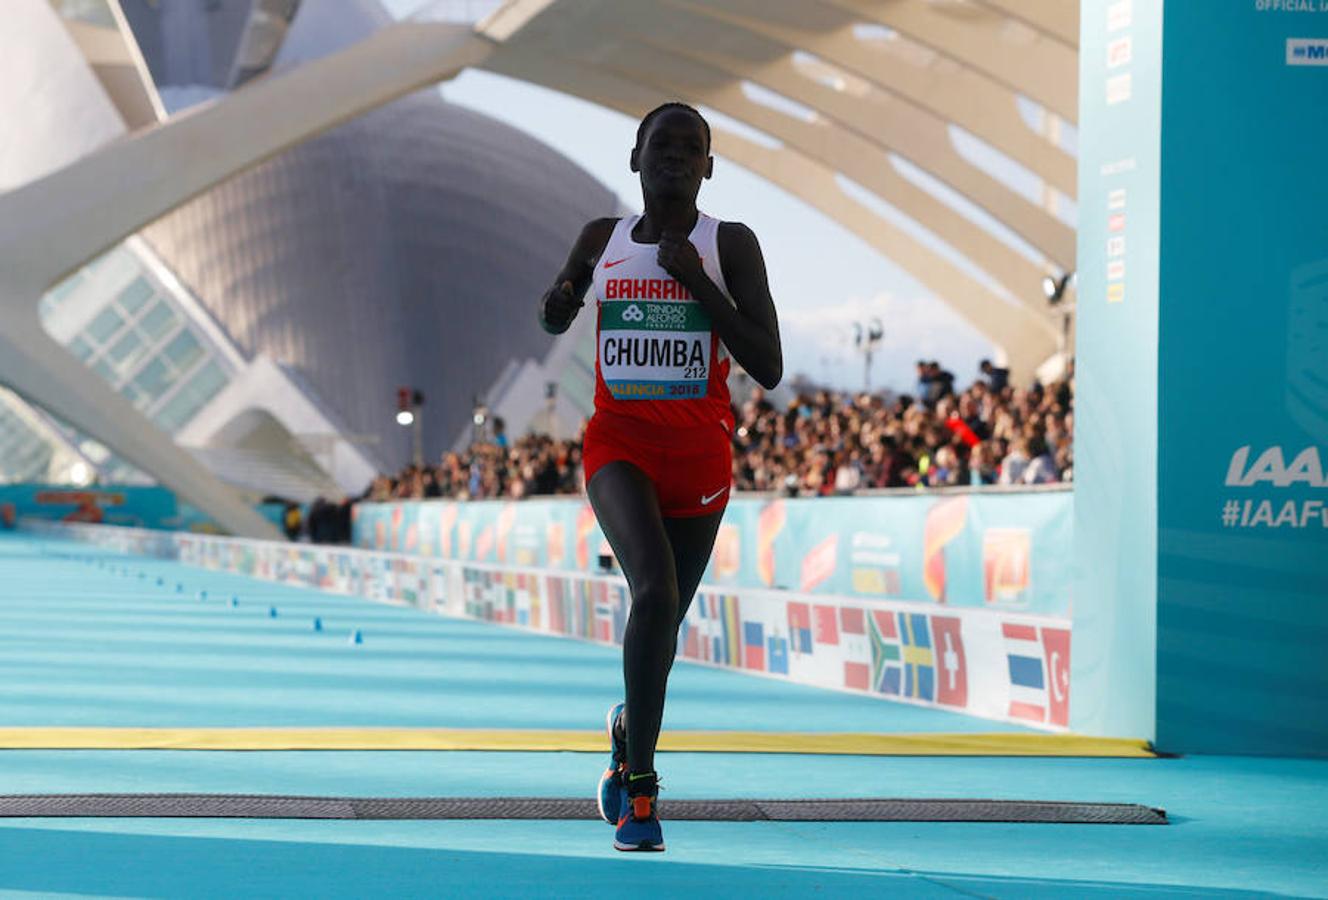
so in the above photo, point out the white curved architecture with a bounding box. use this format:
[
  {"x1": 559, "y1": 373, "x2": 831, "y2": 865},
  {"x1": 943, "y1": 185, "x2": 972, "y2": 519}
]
[{"x1": 0, "y1": 0, "x2": 1078, "y2": 535}]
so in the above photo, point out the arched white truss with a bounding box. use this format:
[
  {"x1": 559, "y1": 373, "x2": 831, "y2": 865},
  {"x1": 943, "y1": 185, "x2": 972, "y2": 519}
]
[{"x1": 0, "y1": 0, "x2": 1078, "y2": 535}]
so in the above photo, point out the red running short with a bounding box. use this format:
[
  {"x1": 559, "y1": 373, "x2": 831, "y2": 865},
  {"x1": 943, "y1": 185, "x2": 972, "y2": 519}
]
[{"x1": 583, "y1": 409, "x2": 733, "y2": 518}]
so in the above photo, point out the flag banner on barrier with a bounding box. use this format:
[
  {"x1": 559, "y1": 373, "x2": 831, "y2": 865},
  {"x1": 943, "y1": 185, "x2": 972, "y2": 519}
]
[{"x1": 29, "y1": 520, "x2": 1071, "y2": 731}]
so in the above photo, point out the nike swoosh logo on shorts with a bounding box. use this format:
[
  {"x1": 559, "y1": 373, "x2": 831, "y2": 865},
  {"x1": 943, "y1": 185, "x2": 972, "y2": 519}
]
[
  {"x1": 604, "y1": 256, "x2": 633, "y2": 268},
  {"x1": 700, "y1": 487, "x2": 728, "y2": 505}
]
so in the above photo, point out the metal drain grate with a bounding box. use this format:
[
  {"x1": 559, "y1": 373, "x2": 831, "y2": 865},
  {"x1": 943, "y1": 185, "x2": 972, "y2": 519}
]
[{"x1": 0, "y1": 794, "x2": 1167, "y2": 824}]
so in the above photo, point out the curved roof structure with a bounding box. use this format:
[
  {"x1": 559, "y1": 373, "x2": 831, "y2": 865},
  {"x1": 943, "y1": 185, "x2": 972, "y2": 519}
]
[
  {"x1": 0, "y1": 0, "x2": 1080, "y2": 535},
  {"x1": 465, "y1": 0, "x2": 1079, "y2": 373}
]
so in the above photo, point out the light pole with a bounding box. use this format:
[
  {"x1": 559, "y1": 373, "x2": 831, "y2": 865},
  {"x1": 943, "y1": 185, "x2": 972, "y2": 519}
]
[
  {"x1": 853, "y1": 318, "x2": 884, "y2": 393},
  {"x1": 1042, "y1": 272, "x2": 1075, "y2": 360},
  {"x1": 544, "y1": 381, "x2": 558, "y2": 440},
  {"x1": 471, "y1": 395, "x2": 488, "y2": 445}
]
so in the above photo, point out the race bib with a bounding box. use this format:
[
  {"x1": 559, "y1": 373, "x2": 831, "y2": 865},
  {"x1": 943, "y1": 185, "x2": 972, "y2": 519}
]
[{"x1": 599, "y1": 299, "x2": 711, "y2": 400}]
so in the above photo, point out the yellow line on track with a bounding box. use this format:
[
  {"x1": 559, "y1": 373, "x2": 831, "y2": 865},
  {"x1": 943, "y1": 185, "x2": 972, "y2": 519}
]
[{"x1": 0, "y1": 728, "x2": 1155, "y2": 757}]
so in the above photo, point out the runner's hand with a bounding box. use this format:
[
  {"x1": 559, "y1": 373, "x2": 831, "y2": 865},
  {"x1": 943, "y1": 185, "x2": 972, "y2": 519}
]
[
  {"x1": 542, "y1": 280, "x2": 582, "y2": 330},
  {"x1": 657, "y1": 231, "x2": 705, "y2": 290}
]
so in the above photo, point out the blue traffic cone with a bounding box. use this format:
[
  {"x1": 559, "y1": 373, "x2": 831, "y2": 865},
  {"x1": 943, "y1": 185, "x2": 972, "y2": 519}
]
[{"x1": 348, "y1": 629, "x2": 363, "y2": 645}]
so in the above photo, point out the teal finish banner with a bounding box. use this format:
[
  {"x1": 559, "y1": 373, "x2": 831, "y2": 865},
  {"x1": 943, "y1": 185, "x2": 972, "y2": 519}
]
[
  {"x1": 1154, "y1": 1, "x2": 1328, "y2": 756},
  {"x1": 352, "y1": 491, "x2": 1073, "y2": 617},
  {"x1": 1078, "y1": 0, "x2": 1328, "y2": 754}
]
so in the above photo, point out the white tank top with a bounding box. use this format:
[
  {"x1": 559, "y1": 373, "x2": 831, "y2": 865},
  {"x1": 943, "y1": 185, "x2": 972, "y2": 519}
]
[{"x1": 590, "y1": 213, "x2": 734, "y2": 428}]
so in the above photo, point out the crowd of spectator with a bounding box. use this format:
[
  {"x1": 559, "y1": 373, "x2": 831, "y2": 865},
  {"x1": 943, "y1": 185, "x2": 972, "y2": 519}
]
[
  {"x1": 362, "y1": 423, "x2": 582, "y2": 504},
  {"x1": 357, "y1": 359, "x2": 1074, "y2": 505},
  {"x1": 730, "y1": 359, "x2": 1073, "y2": 495}
]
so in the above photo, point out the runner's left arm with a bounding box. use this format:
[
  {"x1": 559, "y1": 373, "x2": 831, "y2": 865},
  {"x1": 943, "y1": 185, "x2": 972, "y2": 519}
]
[{"x1": 656, "y1": 222, "x2": 782, "y2": 389}]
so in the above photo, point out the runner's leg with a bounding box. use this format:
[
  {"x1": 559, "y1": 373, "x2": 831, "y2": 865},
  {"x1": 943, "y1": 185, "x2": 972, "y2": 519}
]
[
  {"x1": 588, "y1": 461, "x2": 678, "y2": 775},
  {"x1": 663, "y1": 510, "x2": 724, "y2": 633}
]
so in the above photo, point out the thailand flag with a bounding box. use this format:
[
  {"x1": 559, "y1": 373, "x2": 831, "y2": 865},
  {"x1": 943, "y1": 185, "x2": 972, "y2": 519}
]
[{"x1": 1003, "y1": 622, "x2": 1048, "y2": 722}]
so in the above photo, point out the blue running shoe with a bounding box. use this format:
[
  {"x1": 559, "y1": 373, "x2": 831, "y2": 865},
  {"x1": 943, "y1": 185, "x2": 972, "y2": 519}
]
[
  {"x1": 596, "y1": 702, "x2": 627, "y2": 824},
  {"x1": 614, "y1": 771, "x2": 664, "y2": 852}
]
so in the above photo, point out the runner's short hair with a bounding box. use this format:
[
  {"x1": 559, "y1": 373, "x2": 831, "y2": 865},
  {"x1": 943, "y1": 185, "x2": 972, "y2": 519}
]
[{"x1": 635, "y1": 102, "x2": 711, "y2": 152}]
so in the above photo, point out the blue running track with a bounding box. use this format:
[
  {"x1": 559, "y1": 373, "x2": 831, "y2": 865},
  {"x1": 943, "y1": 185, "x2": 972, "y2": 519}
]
[{"x1": 0, "y1": 533, "x2": 1323, "y2": 898}]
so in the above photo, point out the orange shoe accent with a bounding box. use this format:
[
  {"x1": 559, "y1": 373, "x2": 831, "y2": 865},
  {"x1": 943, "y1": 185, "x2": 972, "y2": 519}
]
[{"x1": 632, "y1": 795, "x2": 653, "y2": 820}]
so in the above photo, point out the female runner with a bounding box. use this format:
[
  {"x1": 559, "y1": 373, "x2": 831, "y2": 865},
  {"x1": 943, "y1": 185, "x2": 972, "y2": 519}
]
[{"x1": 539, "y1": 103, "x2": 782, "y2": 851}]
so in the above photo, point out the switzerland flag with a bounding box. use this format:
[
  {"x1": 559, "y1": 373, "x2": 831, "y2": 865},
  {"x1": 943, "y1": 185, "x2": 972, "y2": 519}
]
[{"x1": 931, "y1": 616, "x2": 968, "y2": 709}]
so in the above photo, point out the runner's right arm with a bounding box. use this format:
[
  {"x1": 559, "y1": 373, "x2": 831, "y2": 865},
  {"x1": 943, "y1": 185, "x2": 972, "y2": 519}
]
[{"x1": 539, "y1": 217, "x2": 617, "y2": 334}]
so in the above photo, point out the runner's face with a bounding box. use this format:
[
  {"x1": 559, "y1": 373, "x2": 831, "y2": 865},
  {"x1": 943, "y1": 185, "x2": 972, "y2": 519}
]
[{"x1": 634, "y1": 109, "x2": 711, "y2": 200}]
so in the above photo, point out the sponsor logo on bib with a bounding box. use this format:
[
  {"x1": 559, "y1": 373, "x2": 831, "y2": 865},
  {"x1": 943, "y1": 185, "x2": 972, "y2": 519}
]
[{"x1": 600, "y1": 294, "x2": 712, "y2": 401}]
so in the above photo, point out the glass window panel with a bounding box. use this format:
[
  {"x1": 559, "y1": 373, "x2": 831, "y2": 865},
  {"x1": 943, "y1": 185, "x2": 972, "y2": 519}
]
[
  {"x1": 107, "y1": 330, "x2": 146, "y2": 369},
  {"x1": 91, "y1": 358, "x2": 118, "y2": 385},
  {"x1": 138, "y1": 300, "x2": 179, "y2": 341},
  {"x1": 153, "y1": 361, "x2": 228, "y2": 431},
  {"x1": 121, "y1": 382, "x2": 150, "y2": 410},
  {"x1": 162, "y1": 330, "x2": 204, "y2": 372},
  {"x1": 67, "y1": 337, "x2": 94, "y2": 361},
  {"x1": 129, "y1": 358, "x2": 176, "y2": 402},
  {"x1": 116, "y1": 277, "x2": 154, "y2": 315},
  {"x1": 85, "y1": 307, "x2": 125, "y2": 344}
]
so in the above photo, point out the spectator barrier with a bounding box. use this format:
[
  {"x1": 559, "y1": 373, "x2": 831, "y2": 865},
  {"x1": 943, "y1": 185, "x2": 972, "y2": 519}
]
[
  {"x1": 0, "y1": 484, "x2": 176, "y2": 529},
  {"x1": 352, "y1": 492, "x2": 1072, "y2": 616},
  {"x1": 23, "y1": 487, "x2": 1073, "y2": 731},
  {"x1": 0, "y1": 483, "x2": 288, "y2": 533}
]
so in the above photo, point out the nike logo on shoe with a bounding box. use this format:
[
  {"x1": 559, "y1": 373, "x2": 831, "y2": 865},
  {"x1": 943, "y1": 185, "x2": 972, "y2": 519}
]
[
  {"x1": 603, "y1": 256, "x2": 633, "y2": 268},
  {"x1": 700, "y1": 487, "x2": 728, "y2": 505}
]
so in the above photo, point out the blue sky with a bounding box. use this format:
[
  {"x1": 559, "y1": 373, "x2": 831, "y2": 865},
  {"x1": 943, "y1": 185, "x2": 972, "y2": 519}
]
[{"x1": 381, "y1": 1, "x2": 995, "y2": 393}]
